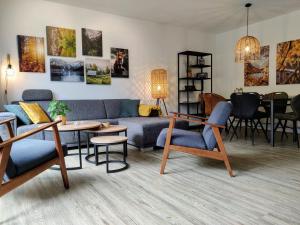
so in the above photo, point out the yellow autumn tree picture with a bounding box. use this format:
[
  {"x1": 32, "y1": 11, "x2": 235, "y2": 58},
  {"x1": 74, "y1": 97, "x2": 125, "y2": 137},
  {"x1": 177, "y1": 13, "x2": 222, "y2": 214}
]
[
  {"x1": 276, "y1": 39, "x2": 300, "y2": 84},
  {"x1": 17, "y1": 35, "x2": 45, "y2": 73}
]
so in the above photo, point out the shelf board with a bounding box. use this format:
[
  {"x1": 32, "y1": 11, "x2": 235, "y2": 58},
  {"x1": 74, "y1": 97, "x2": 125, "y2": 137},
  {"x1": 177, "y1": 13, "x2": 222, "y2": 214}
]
[
  {"x1": 179, "y1": 101, "x2": 201, "y2": 105},
  {"x1": 179, "y1": 89, "x2": 202, "y2": 92},
  {"x1": 190, "y1": 64, "x2": 211, "y2": 68},
  {"x1": 178, "y1": 51, "x2": 211, "y2": 57},
  {"x1": 179, "y1": 77, "x2": 211, "y2": 81}
]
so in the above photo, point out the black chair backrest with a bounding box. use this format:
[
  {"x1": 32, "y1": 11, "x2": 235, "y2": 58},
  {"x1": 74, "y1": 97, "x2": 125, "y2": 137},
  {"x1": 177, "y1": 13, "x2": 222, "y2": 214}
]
[
  {"x1": 263, "y1": 92, "x2": 288, "y2": 114},
  {"x1": 230, "y1": 92, "x2": 260, "y2": 119},
  {"x1": 291, "y1": 94, "x2": 300, "y2": 119}
]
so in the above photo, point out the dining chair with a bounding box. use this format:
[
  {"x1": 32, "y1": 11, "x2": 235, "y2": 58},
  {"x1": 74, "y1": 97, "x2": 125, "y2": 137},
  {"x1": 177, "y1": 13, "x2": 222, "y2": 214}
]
[
  {"x1": 230, "y1": 92, "x2": 268, "y2": 144},
  {"x1": 0, "y1": 118, "x2": 69, "y2": 197},
  {"x1": 262, "y1": 92, "x2": 289, "y2": 137},
  {"x1": 157, "y1": 101, "x2": 234, "y2": 177},
  {"x1": 275, "y1": 94, "x2": 300, "y2": 148}
]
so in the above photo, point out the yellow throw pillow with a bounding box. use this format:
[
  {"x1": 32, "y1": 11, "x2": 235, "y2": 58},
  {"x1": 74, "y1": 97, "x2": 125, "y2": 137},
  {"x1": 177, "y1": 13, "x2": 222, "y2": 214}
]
[
  {"x1": 19, "y1": 102, "x2": 50, "y2": 124},
  {"x1": 139, "y1": 104, "x2": 162, "y2": 117}
]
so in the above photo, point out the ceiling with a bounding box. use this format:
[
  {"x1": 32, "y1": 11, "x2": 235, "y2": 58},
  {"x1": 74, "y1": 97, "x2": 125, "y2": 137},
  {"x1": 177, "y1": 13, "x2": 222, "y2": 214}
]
[{"x1": 44, "y1": 0, "x2": 300, "y2": 33}]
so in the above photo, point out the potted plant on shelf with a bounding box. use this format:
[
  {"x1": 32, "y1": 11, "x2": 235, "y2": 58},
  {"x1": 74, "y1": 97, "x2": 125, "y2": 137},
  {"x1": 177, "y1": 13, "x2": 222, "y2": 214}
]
[{"x1": 47, "y1": 100, "x2": 70, "y2": 126}]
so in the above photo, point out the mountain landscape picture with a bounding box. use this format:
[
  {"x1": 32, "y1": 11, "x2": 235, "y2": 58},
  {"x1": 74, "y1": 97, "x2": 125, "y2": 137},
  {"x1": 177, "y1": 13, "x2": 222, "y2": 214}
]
[
  {"x1": 276, "y1": 39, "x2": 300, "y2": 84},
  {"x1": 82, "y1": 28, "x2": 102, "y2": 57},
  {"x1": 50, "y1": 58, "x2": 84, "y2": 82},
  {"x1": 85, "y1": 58, "x2": 111, "y2": 85},
  {"x1": 244, "y1": 45, "x2": 269, "y2": 86}
]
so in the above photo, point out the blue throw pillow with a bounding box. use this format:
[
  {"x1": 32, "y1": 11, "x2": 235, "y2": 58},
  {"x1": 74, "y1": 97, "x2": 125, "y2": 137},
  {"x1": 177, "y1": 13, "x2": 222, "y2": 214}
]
[
  {"x1": 4, "y1": 104, "x2": 32, "y2": 125},
  {"x1": 120, "y1": 99, "x2": 140, "y2": 117}
]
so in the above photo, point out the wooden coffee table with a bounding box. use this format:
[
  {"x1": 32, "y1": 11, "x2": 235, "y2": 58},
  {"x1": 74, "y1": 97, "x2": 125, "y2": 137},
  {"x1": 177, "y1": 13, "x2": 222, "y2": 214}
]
[
  {"x1": 85, "y1": 125, "x2": 127, "y2": 156},
  {"x1": 89, "y1": 136, "x2": 129, "y2": 173},
  {"x1": 45, "y1": 121, "x2": 101, "y2": 170}
]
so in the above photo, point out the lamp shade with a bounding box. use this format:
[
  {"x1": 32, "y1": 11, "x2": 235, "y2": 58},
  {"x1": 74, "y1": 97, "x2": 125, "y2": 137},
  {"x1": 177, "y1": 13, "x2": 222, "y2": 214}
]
[
  {"x1": 235, "y1": 35, "x2": 260, "y2": 63},
  {"x1": 151, "y1": 69, "x2": 168, "y2": 99}
]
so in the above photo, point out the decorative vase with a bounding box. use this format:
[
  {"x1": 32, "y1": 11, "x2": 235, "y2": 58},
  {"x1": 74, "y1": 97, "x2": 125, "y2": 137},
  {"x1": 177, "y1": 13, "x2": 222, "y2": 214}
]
[{"x1": 55, "y1": 115, "x2": 67, "y2": 126}]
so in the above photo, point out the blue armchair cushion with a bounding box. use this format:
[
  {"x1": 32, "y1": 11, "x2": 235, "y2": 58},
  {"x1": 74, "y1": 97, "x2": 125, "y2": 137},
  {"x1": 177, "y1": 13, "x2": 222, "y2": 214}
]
[
  {"x1": 202, "y1": 101, "x2": 232, "y2": 150},
  {"x1": 4, "y1": 104, "x2": 32, "y2": 125},
  {"x1": 156, "y1": 128, "x2": 207, "y2": 149},
  {"x1": 6, "y1": 139, "x2": 66, "y2": 179},
  {"x1": 120, "y1": 99, "x2": 140, "y2": 117}
]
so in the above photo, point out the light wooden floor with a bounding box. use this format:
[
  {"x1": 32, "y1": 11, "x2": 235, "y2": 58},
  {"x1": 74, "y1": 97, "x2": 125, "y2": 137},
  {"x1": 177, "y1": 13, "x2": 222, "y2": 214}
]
[{"x1": 1, "y1": 135, "x2": 300, "y2": 225}]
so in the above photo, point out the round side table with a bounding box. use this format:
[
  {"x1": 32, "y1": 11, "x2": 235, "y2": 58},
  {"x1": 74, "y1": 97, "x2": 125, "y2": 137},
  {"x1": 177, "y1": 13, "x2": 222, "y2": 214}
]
[{"x1": 88, "y1": 136, "x2": 129, "y2": 173}]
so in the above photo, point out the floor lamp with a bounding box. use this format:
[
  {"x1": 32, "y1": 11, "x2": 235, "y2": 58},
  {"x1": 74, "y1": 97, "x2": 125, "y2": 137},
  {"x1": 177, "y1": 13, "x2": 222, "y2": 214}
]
[
  {"x1": 4, "y1": 54, "x2": 15, "y2": 104},
  {"x1": 151, "y1": 69, "x2": 168, "y2": 115}
]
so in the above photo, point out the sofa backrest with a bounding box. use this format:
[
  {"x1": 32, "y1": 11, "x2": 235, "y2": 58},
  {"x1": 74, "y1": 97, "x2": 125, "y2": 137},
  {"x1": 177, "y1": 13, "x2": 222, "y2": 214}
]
[
  {"x1": 37, "y1": 100, "x2": 107, "y2": 121},
  {"x1": 103, "y1": 99, "x2": 130, "y2": 119}
]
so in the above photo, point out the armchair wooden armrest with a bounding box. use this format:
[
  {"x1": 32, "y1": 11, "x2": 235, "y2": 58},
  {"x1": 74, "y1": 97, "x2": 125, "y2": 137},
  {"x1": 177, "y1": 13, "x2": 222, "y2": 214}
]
[
  {"x1": 166, "y1": 115, "x2": 225, "y2": 129},
  {"x1": 0, "y1": 118, "x2": 15, "y2": 126},
  {"x1": 0, "y1": 121, "x2": 61, "y2": 148},
  {"x1": 170, "y1": 112, "x2": 208, "y2": 120}
]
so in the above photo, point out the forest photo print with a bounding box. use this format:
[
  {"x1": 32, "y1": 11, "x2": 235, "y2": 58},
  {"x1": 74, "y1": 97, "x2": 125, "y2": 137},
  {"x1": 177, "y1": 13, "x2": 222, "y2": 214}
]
[{"x1": 17, "y1": 35, "x2": 45, "y2": 73}]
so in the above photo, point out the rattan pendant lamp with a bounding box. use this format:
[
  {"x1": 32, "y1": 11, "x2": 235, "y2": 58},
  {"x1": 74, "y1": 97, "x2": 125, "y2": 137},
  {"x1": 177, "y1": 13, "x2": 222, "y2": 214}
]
[{"x1": 235, "y1": 3, "x2": 260, "y2": 63}]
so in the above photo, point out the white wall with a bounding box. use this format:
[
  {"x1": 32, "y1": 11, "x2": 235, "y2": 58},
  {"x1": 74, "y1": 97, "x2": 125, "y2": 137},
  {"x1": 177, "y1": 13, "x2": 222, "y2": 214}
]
[
  {"x1": 0, "y1": 0, "x2": 215, "y2": 112},
  {"x1": 215, "y1": 10, "x2": 300, "y2": 98}
]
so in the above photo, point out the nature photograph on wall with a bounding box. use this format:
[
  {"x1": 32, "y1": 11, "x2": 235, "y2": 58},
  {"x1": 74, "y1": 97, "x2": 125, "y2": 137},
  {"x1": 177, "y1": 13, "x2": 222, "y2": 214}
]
[
  {"x1": 17, "y1": 35, "x2": 45, "y2": 73},
  {"x1": 276, "y1": 39, "x2": 300, "y2": 84},
  {"x1": 85, "y1": 58, "x2": 111, "y2": 85},
  {"x1": 82, "y1": 28, "x2": 102, "y2": 57},
  {"x1": 111, "y1": 48, "x2": 129, "y2": 78},
  {"x1": 244, "y1": 45, "x2": 269, "y2": 86},
  {"x1": 50, "y1": 58, "x2": 84, "y2": 82},
  {"x1": 46, "y1": 26, "x2": 76, "y2": 57}
]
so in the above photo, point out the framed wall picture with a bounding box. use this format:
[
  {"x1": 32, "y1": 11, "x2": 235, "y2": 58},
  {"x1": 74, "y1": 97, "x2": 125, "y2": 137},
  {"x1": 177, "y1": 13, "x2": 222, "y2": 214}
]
[
  {"x1": 111, "y1": 48, "x2": 129, "y2": 78},
  {"x1": 244, "y1": 45, "x2": 269, "y2": 86},
  {"x1": 46, "y1": 26, "x2": 76, "y2": 57},
  {"x1": 17, "y1": 35, "x2": 45, "y2": 73},
  {"x1": 276, "y1": 39, "x2": 300, "y2": 84},
  {"x1": 82, "y1": 28, "x2": 102, "y2": 57},
  {"x1": 50, "y1": 58, "x2": 84, "y2": 82},
  {"x1": 85, "y1": 58, "x2": 111, "y2": 85}
]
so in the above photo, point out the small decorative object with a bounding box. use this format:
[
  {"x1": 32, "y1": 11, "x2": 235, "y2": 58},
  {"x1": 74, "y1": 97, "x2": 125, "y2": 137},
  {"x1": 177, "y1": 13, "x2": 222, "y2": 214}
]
[
  {"x1": 234, "y1": 88, "x2": 243, "y2": 94},
  {"x1": 102, "y1": 122, "x2": 110, "y2": 128},
  {"x1": 82, "y1": 28, "x2": 102, "y2": 57},
  {"x1": 47, "y1": 100, "x2": 70, "y2": 126},
  {"x1": 85, "y1": 58, "x2": 111, "y2": 85},
  {"x1": 198, "y1": 58, "x2": 205, "y2": 65},
  {"x1": 151, "y1": 69, "x2": 168, "y2": 115},
  {"x1": 46, "y1": 26, "x2": 76, "y2": 57},
  {"x1": 187, "y1": 67, "x2": 193, "y2": 77},
  {"x1": 17, "y1": 35, "x2": 45, "y2": 72},
  {"x1": 185, "y1": 85, "x2": 196, "y2": 91},
  {"x1": 276, "y1": 39, "x2": 300, "y2": 84},
  {"x1": 196, "y1": 72, "x2": 208, "y2": 79},
  {"x1": 235, "y1": 3, "x2": 260, "y2": 63},
  {"x1": 111, "y1": 48, "x2": 129, "y2": 78},
  {"x1": 244, "y1": 45, "x2": 269, "y2": 86},
  {"x1": 50, "y1": 58, "x2": 84, "y2": 82}
]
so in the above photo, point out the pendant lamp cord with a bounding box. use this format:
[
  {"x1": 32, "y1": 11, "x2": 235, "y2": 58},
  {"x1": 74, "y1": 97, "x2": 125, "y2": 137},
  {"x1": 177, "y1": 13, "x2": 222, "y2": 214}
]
[{"x1": 246, "y1": 5, "x2": 249, "y2": 36}]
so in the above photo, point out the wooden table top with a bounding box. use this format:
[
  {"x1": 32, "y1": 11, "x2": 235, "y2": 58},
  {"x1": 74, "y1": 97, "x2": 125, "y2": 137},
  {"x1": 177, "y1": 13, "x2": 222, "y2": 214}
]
[
  {"x1": 85, "y1": 125, "x2": 127, "y2": 134},
  {"x1": 45, "y1": 121, "x2": 101, "y2": 132},
  {"x1": 90, "y1": 136, "x2": 128, "y2": 144}
]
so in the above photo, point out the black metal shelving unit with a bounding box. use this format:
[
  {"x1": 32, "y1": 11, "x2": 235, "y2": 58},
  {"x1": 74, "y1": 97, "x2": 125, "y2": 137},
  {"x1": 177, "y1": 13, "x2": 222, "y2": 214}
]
[{"x1": 177, "y1": 51, "x2": 213, "y2": 126}]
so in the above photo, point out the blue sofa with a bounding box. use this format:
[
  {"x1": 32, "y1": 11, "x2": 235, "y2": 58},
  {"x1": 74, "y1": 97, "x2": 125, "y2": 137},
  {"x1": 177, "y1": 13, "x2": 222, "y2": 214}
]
[{"x1": 4, "y1": 89, "x2": 188, "y2": 149}]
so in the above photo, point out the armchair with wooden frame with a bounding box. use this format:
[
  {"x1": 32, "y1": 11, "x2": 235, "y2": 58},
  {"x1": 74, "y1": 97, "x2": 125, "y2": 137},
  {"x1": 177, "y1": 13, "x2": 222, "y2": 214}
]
[
  {"x1": 157, "y1": 102, "x2": 234, "y2": 177},
  {"x1": 0, "y1": 118, "x2": 69, "y2": 197}
]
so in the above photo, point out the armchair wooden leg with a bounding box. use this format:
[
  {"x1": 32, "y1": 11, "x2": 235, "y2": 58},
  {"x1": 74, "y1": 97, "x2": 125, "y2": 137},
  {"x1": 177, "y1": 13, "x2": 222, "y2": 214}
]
[
  {"x1": 52, "y1": 124, "x2": 69, "y2": 189},
  {"x1": 160, "y1": 146, "x2": 170, "y2": 174}
]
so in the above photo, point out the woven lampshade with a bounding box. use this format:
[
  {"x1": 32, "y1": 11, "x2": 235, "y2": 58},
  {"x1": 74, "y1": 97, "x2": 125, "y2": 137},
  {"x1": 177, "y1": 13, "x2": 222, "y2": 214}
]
[
  {"x1": 151, "y1": 69, "x2": 168, "y2": 99},
  {"x1": 235, "y1": 35, "x2": 260, "y2": 62}
]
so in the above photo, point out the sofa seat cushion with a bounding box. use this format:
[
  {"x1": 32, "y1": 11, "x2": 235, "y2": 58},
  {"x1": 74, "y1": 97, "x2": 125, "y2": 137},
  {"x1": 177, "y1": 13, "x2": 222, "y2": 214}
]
[
  {"x1": 118, "y1": 117, "x2": 188, "y2": 148},
  {"x1": 6, "y1": 139, "x2": 65, "y2": 178},
  {"x1": 156, "y1": 128, "x2": 207, "y2": 149}
]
